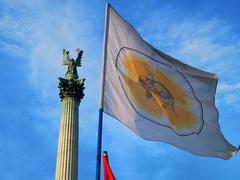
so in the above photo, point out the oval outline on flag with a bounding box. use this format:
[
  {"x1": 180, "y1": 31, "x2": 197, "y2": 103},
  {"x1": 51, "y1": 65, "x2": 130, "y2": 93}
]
[{"x1": 115, "y1": 47, "x2": 204, "y2": 136}]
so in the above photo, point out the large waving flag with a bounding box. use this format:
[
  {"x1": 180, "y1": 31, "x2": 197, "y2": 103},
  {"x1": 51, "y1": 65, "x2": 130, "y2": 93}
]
[{"x1": 100, "y1": 4, "x2": 239, "y2": 159}]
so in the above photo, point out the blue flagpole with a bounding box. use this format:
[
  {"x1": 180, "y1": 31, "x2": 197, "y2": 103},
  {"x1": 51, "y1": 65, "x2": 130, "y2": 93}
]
[
  {"x1": 96, "y1": 108, "x2": 104, "y2": 180},
  {"x1": 96, "y1": 3, "x2": 110, "y2": 180}
]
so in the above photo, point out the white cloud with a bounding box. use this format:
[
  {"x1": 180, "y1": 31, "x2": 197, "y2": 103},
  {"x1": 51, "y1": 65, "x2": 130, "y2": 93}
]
[
  {"x1": 218, "y1": 82, "x2": 240, "y2": 91},
  {"x1": 223, "y1": 94, "x2": 238, "y2": 105},
  {"x1": 0, "y1": 40, "x2": 25, "y2": 58},
  {"x1": 136, "y1": 6, "x2": 240, "y2": 109},
  {"x1": 1, "y1": 0, "x2": 103, "y2": 102},
  {"x1": 217, "y1": 82, "x2": 240, "y2": 107},
  {"x1": 138, "y1": 6, "x2": 240, "y2": 79}
]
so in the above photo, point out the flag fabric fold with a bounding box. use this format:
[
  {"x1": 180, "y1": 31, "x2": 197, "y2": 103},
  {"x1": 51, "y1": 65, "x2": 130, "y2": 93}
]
[
  {"x1": 102, "y1": 151, "x2": 115, "y2": 180},
  {"x1": 102, "y1": 4, "x2": 238, "y2": 159}
]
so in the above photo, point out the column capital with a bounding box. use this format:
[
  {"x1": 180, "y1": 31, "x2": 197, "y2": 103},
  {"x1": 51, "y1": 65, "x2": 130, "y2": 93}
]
[{"x1": 58, "y1": 77, "x2": 85, "y2": 102}]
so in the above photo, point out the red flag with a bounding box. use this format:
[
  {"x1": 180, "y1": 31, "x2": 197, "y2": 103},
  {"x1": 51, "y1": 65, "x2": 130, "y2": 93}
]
[{"x1": 102, "y1": 151, "x2": 115, "y2": 180}]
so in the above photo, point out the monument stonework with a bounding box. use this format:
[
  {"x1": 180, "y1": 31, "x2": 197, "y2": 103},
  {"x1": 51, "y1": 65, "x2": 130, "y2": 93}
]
[{"x1": 55, "y1": 49, "x2": 85, "y2": 180}]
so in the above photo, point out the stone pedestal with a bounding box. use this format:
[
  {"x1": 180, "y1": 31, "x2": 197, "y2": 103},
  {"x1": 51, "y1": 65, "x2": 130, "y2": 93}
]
[{"x1": 55, "y1": 78, "x2": 85, "y2": 180}]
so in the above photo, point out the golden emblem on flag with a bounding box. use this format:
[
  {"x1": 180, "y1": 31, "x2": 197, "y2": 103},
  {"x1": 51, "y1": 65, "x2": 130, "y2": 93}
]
[
  {"x1": 139, "y1": 75, "x2": 175, "y2": 109},
  {"x1": 116, "y1": 48, "x2": 204, "y2": 136}
]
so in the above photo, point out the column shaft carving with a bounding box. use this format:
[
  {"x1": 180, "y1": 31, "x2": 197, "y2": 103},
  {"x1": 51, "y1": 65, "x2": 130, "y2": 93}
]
[{"x1": 55, "y1": 97, "x2": 79, "y2": 180}]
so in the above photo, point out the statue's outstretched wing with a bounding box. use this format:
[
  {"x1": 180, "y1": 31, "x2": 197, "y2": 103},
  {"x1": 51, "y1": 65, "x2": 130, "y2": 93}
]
[
  {"x1": 63, "y1": 49, "x2": 70, "y2": 65},
  {"x1": 76, "y1": 49, "x2": 83, "y2": 66}
]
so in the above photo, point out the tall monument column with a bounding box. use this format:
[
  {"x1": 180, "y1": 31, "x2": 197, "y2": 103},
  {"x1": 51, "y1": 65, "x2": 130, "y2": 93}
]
[{"x1": 55, "y1": 49, "x2": 85, "y2": 180}]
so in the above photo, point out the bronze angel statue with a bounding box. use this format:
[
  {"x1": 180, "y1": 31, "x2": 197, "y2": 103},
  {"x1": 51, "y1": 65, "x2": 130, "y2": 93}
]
[
  {"x1": 63, "y1": 48, "x2": 83, "y2": 80},
  {"x1": 59, "y1": 49, "x2": 85, "y2": 101}
]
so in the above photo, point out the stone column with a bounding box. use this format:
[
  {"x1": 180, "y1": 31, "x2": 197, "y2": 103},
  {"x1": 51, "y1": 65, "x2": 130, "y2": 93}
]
[{"x1": 55, "y1": 49, "x2": 85, "y2": 180}]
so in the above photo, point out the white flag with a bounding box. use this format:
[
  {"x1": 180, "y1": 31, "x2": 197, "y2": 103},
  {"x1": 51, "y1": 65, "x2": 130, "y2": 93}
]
[{"x1": 101, "y1": 4, "x2": 239, "y2": 159}]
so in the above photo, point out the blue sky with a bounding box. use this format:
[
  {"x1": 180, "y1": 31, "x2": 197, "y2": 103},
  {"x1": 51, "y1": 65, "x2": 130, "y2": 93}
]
[{"x1": 0, "y1": 0, "x2": 240, "y2": 179}]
